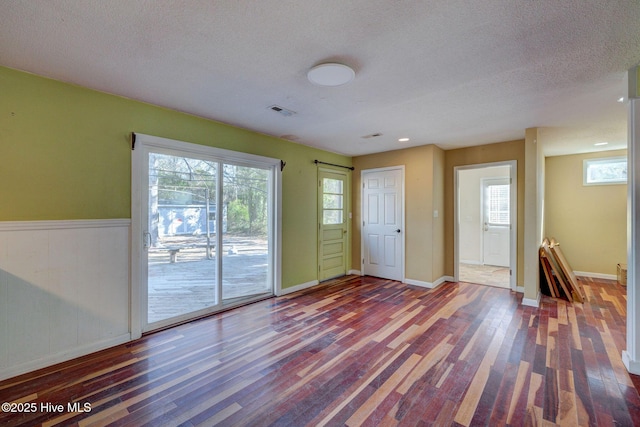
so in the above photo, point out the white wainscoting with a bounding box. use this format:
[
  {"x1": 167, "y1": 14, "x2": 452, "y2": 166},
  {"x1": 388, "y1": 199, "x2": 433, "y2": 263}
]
[{"x1": 0, "y1": 219, "x2": 131, "y2": 381}]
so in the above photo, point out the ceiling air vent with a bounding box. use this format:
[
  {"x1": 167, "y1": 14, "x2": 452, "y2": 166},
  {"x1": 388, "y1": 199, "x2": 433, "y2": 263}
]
[
  {"x1": 361, "y1": 132, "x2": 383, "y2": 139},
  {"x1": 268, "y1": 105, "x2": 296, "y2": 117}
]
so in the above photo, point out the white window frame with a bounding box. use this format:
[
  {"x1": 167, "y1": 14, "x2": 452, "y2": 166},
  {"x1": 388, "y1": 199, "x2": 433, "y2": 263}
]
[
  {"x1": 131, "y1": 133, "x2": 282, "y2": 338},
  {"x1": 583, "y1": 156, "x2": 627, "y2": 186}
]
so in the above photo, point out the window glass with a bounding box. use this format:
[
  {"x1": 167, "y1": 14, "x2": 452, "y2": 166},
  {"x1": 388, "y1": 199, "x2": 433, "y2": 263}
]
[
  {"x1": 488, "y1": 184, "x2": 509, "y2": 225},
  {"x1": 323, "y1": 210, "x2": 343, "y2": 225},
  {"x1": 323, "y1": 178, "x2": 343, "y2": 194},
  {"x1": 583, "y1": 157, "x2": 627, "y2": 185}
]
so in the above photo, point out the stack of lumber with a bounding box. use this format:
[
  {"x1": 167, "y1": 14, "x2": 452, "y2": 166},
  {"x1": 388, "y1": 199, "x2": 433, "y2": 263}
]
[{"x1": 539, "y1": 238, "x2": 585, "y2": 303}]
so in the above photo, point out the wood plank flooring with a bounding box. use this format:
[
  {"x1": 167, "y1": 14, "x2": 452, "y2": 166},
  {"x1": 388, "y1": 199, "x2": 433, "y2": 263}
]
[{"x1": 0, "y1": 275, "x2": 638, "y2": 426}]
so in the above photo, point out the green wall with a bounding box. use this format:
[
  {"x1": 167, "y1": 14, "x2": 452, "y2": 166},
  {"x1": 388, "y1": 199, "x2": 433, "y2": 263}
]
[{"x1": 0, "y1": 66, "x2": 350, "y2": 288}]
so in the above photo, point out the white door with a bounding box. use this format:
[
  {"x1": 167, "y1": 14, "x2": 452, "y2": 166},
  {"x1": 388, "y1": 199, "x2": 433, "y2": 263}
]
[
  {"x1": 362, "y1": 168, "x2": 403, "y2": 281},
  {"x1": 482, "y1": 178, "x2": 510, "y2": 267}
]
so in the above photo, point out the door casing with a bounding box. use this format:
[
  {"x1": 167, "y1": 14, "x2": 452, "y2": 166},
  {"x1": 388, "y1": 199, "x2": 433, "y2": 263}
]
[{"x1": 454, "y1": 161, "x2": 517, "y2": 291}]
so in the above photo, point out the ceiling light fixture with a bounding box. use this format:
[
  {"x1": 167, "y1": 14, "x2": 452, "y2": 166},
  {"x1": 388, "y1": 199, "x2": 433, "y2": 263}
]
[
  {"x1": 618, "y1": 97, "x2": 625, "y2": 103},
  {"x1": 594, "y1": 142, "x2": 609, "y2": 146},
  {"x1": 398, "y1": 138, "x2": 410, "y2": 142},
  {"x1": 307, "y1": 63, "x2": 355, "y2": 87}
]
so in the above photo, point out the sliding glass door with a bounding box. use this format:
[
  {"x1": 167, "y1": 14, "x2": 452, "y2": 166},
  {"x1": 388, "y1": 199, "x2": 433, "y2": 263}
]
[
  {"x1": 221, "y1": 164, "x2": 271, "y2": 300},
  {"x1": 133, "y1": 134, "x2": 280, "y2": 332},
  {"x1": 147, "y1": 152, "x2": 219, "y2": 324}
]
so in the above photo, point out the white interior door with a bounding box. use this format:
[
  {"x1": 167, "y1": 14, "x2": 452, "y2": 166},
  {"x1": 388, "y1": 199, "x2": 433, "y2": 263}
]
[
  {"x1": 362, "y1": 168, "x2": 404, "y2": 281},
  {"x1": 482, "y1": 178, "x2": 510, "y2": 267}
]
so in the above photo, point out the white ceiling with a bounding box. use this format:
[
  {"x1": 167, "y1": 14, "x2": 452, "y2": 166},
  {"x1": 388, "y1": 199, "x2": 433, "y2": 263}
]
[{"x1": 1, "y1": 0, "x2": 639, "y2": 157}]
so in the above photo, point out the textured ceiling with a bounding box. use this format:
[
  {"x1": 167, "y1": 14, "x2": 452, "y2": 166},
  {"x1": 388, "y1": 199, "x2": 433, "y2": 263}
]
[{"x1": 1, "y1": 0, "x2": 639, "y2": 156}]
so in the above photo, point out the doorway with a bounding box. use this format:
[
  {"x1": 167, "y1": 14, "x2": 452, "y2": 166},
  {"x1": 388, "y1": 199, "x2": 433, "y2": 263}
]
[
  {"x1": 455, "y1": 162, "x2": 516, "y2": 290},
  {"x1": 361, "y1": 166, "x2": 405, "y2": 281},
  {"x1": 132, "y1": 133, "x2": 281, "y2": 334}
]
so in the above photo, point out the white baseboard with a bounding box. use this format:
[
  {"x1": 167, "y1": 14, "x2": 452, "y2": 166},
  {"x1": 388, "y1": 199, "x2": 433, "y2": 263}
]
[
  {"x1": 460, "y1": 260, "x2": 482, "y2": 265},
  {"x1": 276, "y1": 279, "x2": 319, "y2": 296},
  {"x1": 623, "y1": 350, "x2": 640, "y2": 375},
  {"x1": 405, "y1": 276, "x2": 453, "y2": 289},
  {"x1": 0, "y1": 333, "x2": 131, "y2": 382},
  {"x1": 574, "y1": 271, "x2": 617, "y2": 281},
  {"x1": 516, "y1": 286, "x2": 525, "y2": 293},
  {"x1": 522, "y1": 292, "x2": 541, "y2": 308},
  {"x1": 348, "y1": 269, "x2": 362, "y2": 276}
]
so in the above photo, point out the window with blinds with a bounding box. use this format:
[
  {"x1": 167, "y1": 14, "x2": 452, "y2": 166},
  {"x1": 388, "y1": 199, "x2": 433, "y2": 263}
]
[{"x1": 487, "y1": 184, "x2": 510, "y2": 225}]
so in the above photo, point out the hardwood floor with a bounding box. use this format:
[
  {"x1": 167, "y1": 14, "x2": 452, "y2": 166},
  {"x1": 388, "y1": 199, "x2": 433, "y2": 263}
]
[
  {"x1": 0, "y1": 275, "x2": 638, "y2": 426},
  {"x1": 459, "y1": 263, "x2": 510, "y2": 289}
]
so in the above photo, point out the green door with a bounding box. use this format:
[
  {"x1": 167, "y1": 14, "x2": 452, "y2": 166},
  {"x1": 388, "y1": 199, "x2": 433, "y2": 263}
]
[{"x1": 318, "y1": 169, "x2": 348, "y2": 280}]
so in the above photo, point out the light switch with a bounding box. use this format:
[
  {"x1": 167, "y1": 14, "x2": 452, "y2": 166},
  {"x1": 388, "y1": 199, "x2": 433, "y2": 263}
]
[{"x1": 433, "y1": 210, "x2": 439, "y2": 218}]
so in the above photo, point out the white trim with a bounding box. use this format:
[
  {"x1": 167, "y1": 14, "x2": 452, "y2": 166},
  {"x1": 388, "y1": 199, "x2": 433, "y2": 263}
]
[
  {"x1": 573, "y1": 271, "x2": 617, "y2": 281},
  {"x1": 405, "y1": 276, "x2": 452, "y2": 289},
  {"x1": 134, "y1": 132, "x2": 281, "y2": 167},
  {"x1": 454, "y1": 161, "x2": 517, "y2": 291},
  {"x1": 276, "y1": 280, "x2": 319, "y2": 296},
  {"x1": 625, "y1": 85, "x2": 640, "y2": 374},
  {"x1": 349, "y1": 269, "x2": 362, "y2": 275},
  {"x1": 360, "y1": 166, "x2": 406, "y2": 282},
  {"x1": 522, "y1": 292, "x2": 541, "y2": 308},
  {"x1": 516, "y1": 286, "x2": 525, "y2": 293},
  {"x1": 0, "y1": 219, "x2": 130, "y2": 231},
  {"x1": 583, "y1": 156, "x2": 627, "y2": 186},
  {"x1": 131, "y1": 132, "x2": 282, "y2": 335},
  {"x1": 623, "y1": 350, "x2": 640, "y2": 375},
  {"x1": 0, "y1": 333, "x2": 130, "y2": 382}
]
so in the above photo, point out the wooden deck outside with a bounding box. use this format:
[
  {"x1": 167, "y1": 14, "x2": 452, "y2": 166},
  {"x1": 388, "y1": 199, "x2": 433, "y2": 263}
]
[
  {"x1": 148, "y1": 235, "x2": 269, "y2": 323},
  {"x1": 0, "y1": 275, "x2": 638, "y2": 426}
]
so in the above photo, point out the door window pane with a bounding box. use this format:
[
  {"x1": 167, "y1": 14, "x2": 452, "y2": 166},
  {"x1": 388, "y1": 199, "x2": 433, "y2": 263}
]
[
  {"x1": 323, "y1": 178, "x2": 343, "y2": 194},
  {"x1": 148, "y1": 153, "x2": 217, "y2": 323},
  {"x1": 222, "y1": 164, "x2": 271, "y2": 300},
  {"x1": 323, "y1": 210, "x2": 343, "y2": 225},
  {"x1": 322, "y1": 178, "x2": 344, "y2": 225},
  {"x1": 487, "y1": 184, "x2": 509, "y2": 225},
  {"x1": 323, "y1": 194, "x2": 343, "y2": 209}
]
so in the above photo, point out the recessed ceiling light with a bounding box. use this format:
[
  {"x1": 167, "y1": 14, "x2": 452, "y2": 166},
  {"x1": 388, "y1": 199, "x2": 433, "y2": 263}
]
[
  {"x1": 618, "y1": 97, "x2": 625, "y2": 103},
  {"x1": 594, "y1": 142, "x2": 609, "y2": 146},
  {"x1": 398, "y1": 138, "x2": 410, "y2": 142},
  {"x1": 307, "y1": 63, "x2": 355, "y2": 87}
]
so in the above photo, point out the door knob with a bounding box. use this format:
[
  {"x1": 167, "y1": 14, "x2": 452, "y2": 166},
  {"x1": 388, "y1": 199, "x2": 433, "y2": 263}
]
[{"x1": 396, "y1": 229, "x2": 401, "y2": 233}]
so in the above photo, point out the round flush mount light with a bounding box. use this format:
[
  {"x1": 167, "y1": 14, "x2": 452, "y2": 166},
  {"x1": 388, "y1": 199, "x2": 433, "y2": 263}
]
[
  {"x1": 307, "y1": 63, "x2": 355, "y2": 87},
  {"x1": 398, "y1": 138, "x2": 410, "y2": 142},
  {"x1": 594, "y1": 142, "x2": 609, "y2": 146}
]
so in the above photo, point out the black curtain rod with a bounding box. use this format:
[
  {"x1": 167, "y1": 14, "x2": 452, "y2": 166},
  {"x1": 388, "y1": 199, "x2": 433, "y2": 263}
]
[{"x1": 314, "y1": 160, "x2": 354, "y2": 170}]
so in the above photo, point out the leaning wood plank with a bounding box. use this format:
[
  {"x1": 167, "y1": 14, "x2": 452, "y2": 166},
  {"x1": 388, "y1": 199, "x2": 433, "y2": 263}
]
[
  {"x1": 541, "y1": 238, "x2": 573, "y2": 301},
  {"x1": 539, "y1": 248, "x2": 558, "y2": 298},
  {"x1": 549, "y1": 238, "x2": 584, "y2": 303}
]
